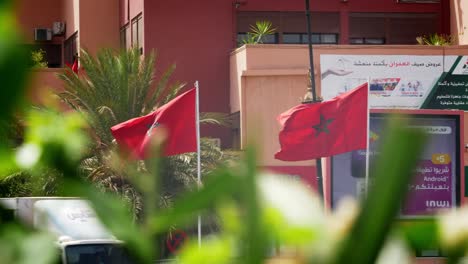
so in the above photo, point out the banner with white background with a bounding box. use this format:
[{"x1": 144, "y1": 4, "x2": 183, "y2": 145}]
[{"x1": 320, "y1": 55, "x2": 455, "y2": 109}]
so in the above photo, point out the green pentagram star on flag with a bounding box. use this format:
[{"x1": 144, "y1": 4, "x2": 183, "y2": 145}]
[{"x1": 312, "y1": 114, "x2": 334, "y2": 136}]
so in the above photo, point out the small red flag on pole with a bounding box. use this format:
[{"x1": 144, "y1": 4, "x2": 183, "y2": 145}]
[
  {"x1": 111, "y1": 88, "x2": 197, "y2": 159},
  {"x1": 71, "y1": 59, "x2": 78, "y2": 74}
]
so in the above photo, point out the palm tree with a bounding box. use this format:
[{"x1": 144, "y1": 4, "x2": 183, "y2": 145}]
[
  {"x1": 58, "y1": 48, "x2": 185, "y2": 150},
  {"x1": 57, "y1": 47, "x2": 237, "y2": 216}
]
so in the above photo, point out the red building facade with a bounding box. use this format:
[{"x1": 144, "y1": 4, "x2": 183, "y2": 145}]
[
  {"x1": 118, "y1": 0, "x2": 449, "y2": 147},
  {"x1": 17, "y1": 0, "x2": 450, "y2": 147}
]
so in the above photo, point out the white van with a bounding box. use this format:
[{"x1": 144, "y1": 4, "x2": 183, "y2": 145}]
[{"x1": 0, "y1": 197, "x2": 135, "y2": 264}]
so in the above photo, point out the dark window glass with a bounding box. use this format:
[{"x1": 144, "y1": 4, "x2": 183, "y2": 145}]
[
  {"x1": 64, "y1": 32, "x2": 78, "y2": 66},
  {"x1": 283, "y1": 33, "x2": 338, "y2": 44},
  {"x1": 321, "y1": 34, "x2": 338, "y2": 44},
  {"x1": 237, "y1": 32, "x2": 248, "y2": 45},
  {"x1": 349, "y1": 12, "x2": 437, "y2": 44},
  {"x1": 137, "y1": 17, "x2": 143, "y2": 52},
  {"x1": 65, "y1": 244, "x2": 135, "y2": 264},
  {"x1": 261, "y1": 33, "x2": 278, "y2": 44},
  {"x1": 311, "y1": 34, "x2": 321, "y2": 44},
  {"x1": 349, "y1": 38, "x2": 364, "y2": 44},
  {"x1": 131, "y1": 20, "x2": 137, "y2": 47},
  {"x1": 237, "y1": 32, "x2": 278, "y2": 46},
  {"x1": 282, "y1": 33, "x2": 301, "y2": 44},
  {"x1": 365, "y1": 38, "x2": 386, "y2": 44},
  {"x1": 131, "y1": 14, "x2": 143, "y2": 53},
  {"x1": 350, "y1": 37, "x2": 385, "y2": 45},
  {"x1": 120, "y1": 24, "x2": 129, "y2": 49}
]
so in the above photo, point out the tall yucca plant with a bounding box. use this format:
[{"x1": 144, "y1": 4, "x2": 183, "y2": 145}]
[
  {"x1": 58, "y1": 47, "x2": 185, "y2": 150},
  {"x1": 241, "y1": 20, "x2": 276, "y2": 45},
  {"x1": 416, "y1": 33, "x2": 453, "y2": 46}
]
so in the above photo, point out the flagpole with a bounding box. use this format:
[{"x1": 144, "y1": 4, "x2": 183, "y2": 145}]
[
  {"x1": 302, "y1": 0, "x2": 324, "y2": 201},
  {"x1": 365, "y1": 78, "x2": 370, "y2": 196},
  {"x1": 195, "y1": 80, "x2": 202, "y2": 248}
]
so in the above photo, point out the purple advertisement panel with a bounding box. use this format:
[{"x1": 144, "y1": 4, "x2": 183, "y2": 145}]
[
  {"x1": 331, "y1": 113, "x2": 459, "y2": 217},
  {"x1": 404, "y1": 160, "x2": 452, "y2": 215}
]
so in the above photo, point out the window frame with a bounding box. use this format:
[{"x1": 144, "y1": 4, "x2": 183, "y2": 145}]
[
  {"x1": 64, "y1": 32, "x2": 78, "y2": 66},
  {"x1": 349, "y1": 37, "x2": 386, "y2": 45},
  {"x1": 282, "y1": 32, "x2": 339, "y2": 44},
  {"x1": 131, "y1": 13, "x2": 143, "y2": 54},
  {"x1": 120, "y1": 23, "x2": 130, "y2": 49}
]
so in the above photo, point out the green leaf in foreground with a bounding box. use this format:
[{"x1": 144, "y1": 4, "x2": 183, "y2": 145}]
[
  {"x1": 0, "y1": 2, "x2": 30, "y2": 122},
  {"x1": 62, "y1": 179, "x2": 153, "y2": 264},
  {"x1": 331, "y1": 116, "x2": 427, "y2": 264}
]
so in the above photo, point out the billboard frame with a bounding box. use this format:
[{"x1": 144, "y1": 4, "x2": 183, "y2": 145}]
[{"x1": 324, "y1": 109, "x2": 464, "y2": 217}]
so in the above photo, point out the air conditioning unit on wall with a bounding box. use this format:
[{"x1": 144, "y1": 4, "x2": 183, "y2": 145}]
[{"x1": 34, "y1": 28, "x2": 52, "y2": 41}]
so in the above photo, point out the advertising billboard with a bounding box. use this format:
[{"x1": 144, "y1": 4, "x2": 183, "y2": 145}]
[
  {"x1": 330, "y1": 111, "x2": 462, "y2": 217},
  {"x1": 422, "y1": 56, "x2": 468, "y2": 110},
  {"x1": 320, "y1": 54, "x2": 468, "y2": 110}
]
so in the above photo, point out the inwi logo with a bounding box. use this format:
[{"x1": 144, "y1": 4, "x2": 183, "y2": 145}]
[{"x1": 426, "y1": 200, "x2": 450, "y2": 208}]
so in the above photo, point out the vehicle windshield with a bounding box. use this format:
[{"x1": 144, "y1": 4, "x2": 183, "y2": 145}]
[{"x1": 65, "y1": 243, "x2": 135, "y2": 264}]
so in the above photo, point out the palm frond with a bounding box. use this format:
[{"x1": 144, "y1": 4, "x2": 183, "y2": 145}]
[
  {"x1": 56, "y1": 47, "x2": 179, "y2": 147},
  {"x1": 416, "y1": 33, "x2": 453, "y2": 46},
  {"x1": 200, "y1": 112, "x2": 232, "y2": 127},
  {"x1": 97, "y1": 106, "x2": 118, "y2": 124},
  {"x1": 242, "y1": 20, "x2": 276, "y2": 45},
  {"x1": 158, "y1": 81, "x2": 186, "y2": 107}
]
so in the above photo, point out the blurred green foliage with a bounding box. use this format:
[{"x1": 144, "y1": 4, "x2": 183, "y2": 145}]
[{"x1": 31, "y1": 49, "x2": 47, "y2": 69}]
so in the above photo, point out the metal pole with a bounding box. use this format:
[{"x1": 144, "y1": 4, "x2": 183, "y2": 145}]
[
  {"x1": 365, "y1": 78, "x2": 370, "y2": 197},
  {"x1": 303, "y1": 0, "x2": 324, "y2": 201},
  {"x1": 195, "y1": 81, "x2": 202, "y2": 247},
  {"x1": 304, "y1": 0, "x2": 317, "y2": 102}
]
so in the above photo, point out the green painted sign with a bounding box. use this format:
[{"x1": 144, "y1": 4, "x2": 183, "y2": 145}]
[{"x1": 422, "y1": 56, "x2": 468, "y2": 110}]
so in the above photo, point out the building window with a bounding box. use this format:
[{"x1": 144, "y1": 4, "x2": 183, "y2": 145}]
[
  {"x1": 282, "y1": 33, "x2": 338, "y2": 44},
  {"x1": 64, "y1": 32, "x2": 78, "y2": 66},
  {"x1": 25, "y1": 44, "x2": 62, "y2": 68},
  {"x1": 349, "y1": 37, "x2": 386, "y2": 45},
  {"x1": 131, "y1": 14, "x2": 143, "y2": 54},
  {"x1": 237, "y1": 33, "x2": 248, "y2": 45},
  {"x1": 120, "y1": 23, "x2": 129, "y2": 49},
  {"x1": 237, "y1": 32, "x2": 279, "y2": 45},
  {"x1": 131, "y1": 20, "x2": 137, "y2": 46},
  {"x1": 237, "y1": 11, "x2": 340, "y2": 45},
  {"x1": 349, "y1": 12, "x2": 437, "y2": 44},
  {"x1": 321, "y1": 34, "x2": 339, "y2": 44}
]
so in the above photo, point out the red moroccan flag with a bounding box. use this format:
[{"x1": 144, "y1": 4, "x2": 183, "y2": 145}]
[
  {"x1": 71, "y1": 59, "x2": 78, "y2": 74},
  {"x1": 275, "y1": 83, "x2": 368, "y2": 161},
  {"x1": 111, "y1": 88, "x2": 197, "y2": 159},
  {"x1": 65, "y1": 59, "x2": 79, "y2": 74}
]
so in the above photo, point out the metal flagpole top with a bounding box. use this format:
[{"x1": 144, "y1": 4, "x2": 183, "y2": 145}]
[{"x1": 301, "y1": 0, "x2": 322, "y2": 105}]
